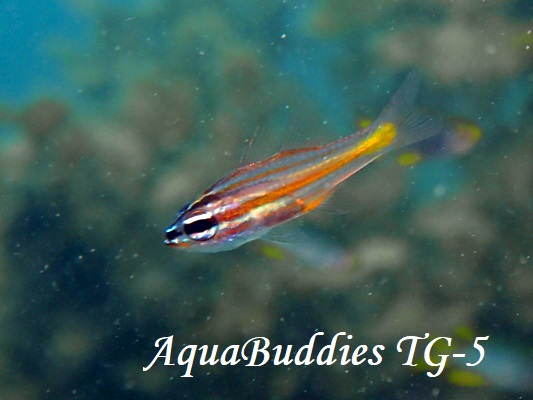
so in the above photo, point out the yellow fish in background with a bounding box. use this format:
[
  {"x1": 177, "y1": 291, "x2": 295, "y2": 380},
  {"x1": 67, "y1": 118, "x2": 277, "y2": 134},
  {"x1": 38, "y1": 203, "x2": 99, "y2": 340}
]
[
  {"x1": 357, "y1": 115, "x2": 482, "y2": 167},
  {"x1": 412, "y1": 326, "x2": 533, "y2": 392}
]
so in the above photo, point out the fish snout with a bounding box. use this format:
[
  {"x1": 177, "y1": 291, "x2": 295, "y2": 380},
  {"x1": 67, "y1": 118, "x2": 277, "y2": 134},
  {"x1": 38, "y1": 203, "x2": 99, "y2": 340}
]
[{"x1": 164, "y1": 224, "x2": 183, "y2": 246}]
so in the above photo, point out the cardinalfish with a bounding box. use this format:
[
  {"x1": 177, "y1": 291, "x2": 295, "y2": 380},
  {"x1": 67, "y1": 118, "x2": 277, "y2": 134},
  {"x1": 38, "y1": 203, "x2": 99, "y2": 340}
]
[
  {"x1": 396, "y1": 117, "x2": 481, "y2": 166},
  {"x1": 165, "y1": 72, "x2": 445, "y2": 252},
  {"x1": 259, "y1": 228, "x2": 354, "y2": 271}
]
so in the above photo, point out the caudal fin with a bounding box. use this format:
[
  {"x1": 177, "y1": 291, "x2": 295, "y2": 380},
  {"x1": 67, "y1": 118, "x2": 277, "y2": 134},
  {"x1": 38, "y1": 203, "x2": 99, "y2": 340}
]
[{"x1": 369, "y1": 72, "x2": 445, "y2": 152}]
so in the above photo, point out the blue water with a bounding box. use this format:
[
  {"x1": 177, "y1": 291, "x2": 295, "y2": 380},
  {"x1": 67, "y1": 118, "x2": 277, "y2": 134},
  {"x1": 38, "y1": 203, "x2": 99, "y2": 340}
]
[{"x1": 0, "y1": 0, "x2": 88, "y2": 105}]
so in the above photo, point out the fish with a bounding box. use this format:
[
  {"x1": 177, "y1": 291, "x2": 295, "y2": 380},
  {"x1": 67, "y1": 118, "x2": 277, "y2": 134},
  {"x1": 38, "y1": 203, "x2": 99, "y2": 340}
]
[
  {"x1": 258, "y1": 228, "x2": 354, "y2": 271},
  {"x1": 164, "y1": 72, "x2": 445, "y2": 252},
  {"x1": 413, "y1": 326, "x2": 533, "y2": 393},
  {"x1": 396, "y1": 117, "x2": 482, "y2": 166}
]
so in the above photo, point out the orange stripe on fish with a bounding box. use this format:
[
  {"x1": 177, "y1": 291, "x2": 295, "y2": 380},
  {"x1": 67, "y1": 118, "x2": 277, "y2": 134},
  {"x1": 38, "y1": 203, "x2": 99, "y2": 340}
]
[{"x1": 224, "y1": 122, "x2": 397, "y2": 220}]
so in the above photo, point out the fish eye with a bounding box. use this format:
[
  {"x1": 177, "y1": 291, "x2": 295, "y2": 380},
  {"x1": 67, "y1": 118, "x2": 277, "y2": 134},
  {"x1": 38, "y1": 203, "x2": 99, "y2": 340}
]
[{"x1": 182, "y1": 211, "x2": 218, "y2": 241}]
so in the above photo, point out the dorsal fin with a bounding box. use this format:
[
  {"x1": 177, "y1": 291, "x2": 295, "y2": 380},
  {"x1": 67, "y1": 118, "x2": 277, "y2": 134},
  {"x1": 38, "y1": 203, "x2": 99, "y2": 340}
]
[{"x1": 238, "y1": 104, "x2": 331, "y2": 166}]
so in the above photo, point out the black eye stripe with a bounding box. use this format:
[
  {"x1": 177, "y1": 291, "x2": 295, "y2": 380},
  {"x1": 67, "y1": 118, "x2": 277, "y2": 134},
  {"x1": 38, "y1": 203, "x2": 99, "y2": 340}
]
[
  {"x1": 184, "y1": 218, "x2": 212, "y2": 234},
  {"x1": 183, "y1": 211, "x2": 218, "y2": 241},
  {"x1": 165, "y1": 226, "x2": 182, "y2": 242}
]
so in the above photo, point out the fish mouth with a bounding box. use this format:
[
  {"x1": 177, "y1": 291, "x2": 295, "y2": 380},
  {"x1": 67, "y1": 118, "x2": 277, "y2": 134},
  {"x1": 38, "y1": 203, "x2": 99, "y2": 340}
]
[
  {"x1": 164, "y1": 224, "x2": 183, "y2": 246},
  {"x1": 164, "y1": 225, "x2": 194, "y2": 249},
  {"x1": 164, "y1": 236, "x2": 190, "y2": 248},
  {"x1": 164, "y1": 238, "x2": 192, "y2": 249}
]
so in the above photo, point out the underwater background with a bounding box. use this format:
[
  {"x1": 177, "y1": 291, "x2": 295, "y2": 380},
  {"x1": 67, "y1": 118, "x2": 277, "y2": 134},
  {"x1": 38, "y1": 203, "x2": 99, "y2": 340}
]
[{"x1": 0, "y1": 0, "x2": 532, "y2": 399}]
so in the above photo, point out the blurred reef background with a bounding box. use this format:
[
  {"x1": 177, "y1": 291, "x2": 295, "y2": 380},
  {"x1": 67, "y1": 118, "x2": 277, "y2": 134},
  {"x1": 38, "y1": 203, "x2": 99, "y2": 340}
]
[{"x1": 0, "y1": 0, "x2": 532, "y2": 399}]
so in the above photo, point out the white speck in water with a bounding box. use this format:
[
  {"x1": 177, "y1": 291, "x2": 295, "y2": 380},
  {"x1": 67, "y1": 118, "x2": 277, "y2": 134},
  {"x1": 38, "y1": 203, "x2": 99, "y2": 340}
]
[
  {"x1": 433, "y1": 184, "x2": 446, "y2": 197},
  {"x1": 485, "y1": 44, "x2": 497, "y2": 55}
]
